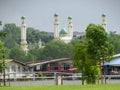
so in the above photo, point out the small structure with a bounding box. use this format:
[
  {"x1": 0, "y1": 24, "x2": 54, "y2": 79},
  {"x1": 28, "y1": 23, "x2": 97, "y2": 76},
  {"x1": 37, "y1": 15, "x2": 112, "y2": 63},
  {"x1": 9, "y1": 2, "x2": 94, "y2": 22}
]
[{"x1": 55, "y1": 74, "x2": 63, "y2": 85}]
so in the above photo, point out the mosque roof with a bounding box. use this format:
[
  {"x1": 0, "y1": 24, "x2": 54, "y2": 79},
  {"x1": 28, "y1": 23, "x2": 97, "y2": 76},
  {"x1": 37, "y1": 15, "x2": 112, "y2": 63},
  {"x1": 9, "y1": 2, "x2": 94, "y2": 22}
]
[{"x1": 59, "y1": 28, "x2": 68, "y2": 35}]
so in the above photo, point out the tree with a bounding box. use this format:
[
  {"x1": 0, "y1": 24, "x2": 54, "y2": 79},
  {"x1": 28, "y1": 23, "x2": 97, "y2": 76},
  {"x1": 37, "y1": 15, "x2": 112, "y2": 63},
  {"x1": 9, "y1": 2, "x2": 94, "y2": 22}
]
[
  {"x1": 70, "y1": 38, "x2": 80, "y2": 46},
  {"x1": 73, "y1": 24, "x2": 114, "y2": 84},
  {"x1": 86, "y1": 24, "x2": 114, "y2": 84},
  {"x1": 0, "y1": 21, "x2": 8, "y2": 86},
  {"x1": 9, "y1": 47, "x2": 26, "y2": 62},
  {"x1": 0, "y1": 21, "x2": 7, "y2": 37},
  {"x1": 0, "y1": 21, "x2": 2, "y2": 25},
  {"x1": 73, "y1": 43, "x2": 87, "y2": 85},
  {"x1": 27, "y1": 27, "x2": 53, "y2": 43},
  {"x1": 41, "y1": 39, "x2": 73, "y2": 60},
  {"x1": 9, "y1": 47, "x2": 43, "y2": 62},
  {"x1": 108, "y1": 32, "x2": 120, "y2": 54},
  {"x1": 28, "y1": 48, "x2": 41, "y2": 62},
  {"x1": 0, "y1": 42, "x2": 8, "y2": 86},
  {"x1": 1, "y1": 24, "x2": 20, "y2": 49},
  {"x1": 73, "y1": 43, "x2": 100, "y2": 84}
]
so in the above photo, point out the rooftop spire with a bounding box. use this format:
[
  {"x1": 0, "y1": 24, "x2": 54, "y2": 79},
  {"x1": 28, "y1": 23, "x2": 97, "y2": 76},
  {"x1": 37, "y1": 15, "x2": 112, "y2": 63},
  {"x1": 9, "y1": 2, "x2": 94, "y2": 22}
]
[{"x1": 102, "y1": 13, "x2": 107, "y2": 30}]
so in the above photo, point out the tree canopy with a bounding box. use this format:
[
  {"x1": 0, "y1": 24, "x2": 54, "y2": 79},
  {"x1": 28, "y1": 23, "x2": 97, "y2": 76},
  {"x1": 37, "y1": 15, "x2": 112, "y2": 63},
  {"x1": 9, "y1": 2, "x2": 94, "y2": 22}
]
[
  {"x1": 41, "y1": 39, "x2": 73, "y2": 60},
  {"x1": 73, "y1": 24, "x2": 114, "y2": 84}
]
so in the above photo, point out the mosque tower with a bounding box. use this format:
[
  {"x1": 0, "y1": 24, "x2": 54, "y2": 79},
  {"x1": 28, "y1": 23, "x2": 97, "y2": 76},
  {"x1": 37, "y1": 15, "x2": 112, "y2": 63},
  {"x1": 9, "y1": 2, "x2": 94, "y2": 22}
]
[
  {"x1": 54, "y1": 13, "x2": 59, "y2": 38},
  {"x1": 20, "y1": 16, "x2": 28, "y2": 54},
  {"x1": 38, "y1": 39, "x2": 42, "y2": 49},
  {"x1": 68, "y1": 16, "x2": 73, "y2": 38},
  {"x1": 102, "y1": 14, "x2": 107, "y2": 30}
]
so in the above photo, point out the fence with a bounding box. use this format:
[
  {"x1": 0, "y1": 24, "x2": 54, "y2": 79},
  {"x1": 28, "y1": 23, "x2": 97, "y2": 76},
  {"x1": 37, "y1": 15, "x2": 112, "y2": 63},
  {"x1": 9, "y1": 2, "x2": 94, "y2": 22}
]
[{"x1": 0, "y1": 75, "x2": 120, "y2": 86}]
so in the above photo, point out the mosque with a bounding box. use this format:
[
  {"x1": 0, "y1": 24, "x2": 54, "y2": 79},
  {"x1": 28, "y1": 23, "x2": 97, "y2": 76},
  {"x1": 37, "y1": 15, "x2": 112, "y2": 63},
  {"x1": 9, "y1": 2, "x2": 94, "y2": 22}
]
[
  {"x1": 53, "y1": 13, "x2": 106, "y2": 43},
  {"x1": 53, "y1": 14, "x2": 73, "y2": 43},
  {"x1": 20, "y1": 14, "x2": 106, "y2": 53}
]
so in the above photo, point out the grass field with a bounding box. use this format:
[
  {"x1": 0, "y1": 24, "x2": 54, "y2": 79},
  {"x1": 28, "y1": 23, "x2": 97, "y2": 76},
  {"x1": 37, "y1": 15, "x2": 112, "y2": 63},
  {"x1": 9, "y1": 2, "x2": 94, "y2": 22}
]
[{"x1": 0, "y1": 84, "x2": 120, "y2": 90}]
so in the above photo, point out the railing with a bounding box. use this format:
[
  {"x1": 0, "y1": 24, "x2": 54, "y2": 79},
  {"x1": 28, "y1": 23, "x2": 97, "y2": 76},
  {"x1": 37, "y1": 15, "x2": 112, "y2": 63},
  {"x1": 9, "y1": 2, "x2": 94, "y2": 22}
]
[
  {"x1": 106, "y1": 75, "x2": 120, "y2": 79},
  {"x1": 1, "y1": 74, "x2": 120, "y2": 86}
]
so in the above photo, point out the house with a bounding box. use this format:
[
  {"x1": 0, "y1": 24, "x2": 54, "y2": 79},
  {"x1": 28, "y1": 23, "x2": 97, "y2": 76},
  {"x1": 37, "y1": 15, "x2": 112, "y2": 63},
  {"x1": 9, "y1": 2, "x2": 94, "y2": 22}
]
[
  {"x1": 104, "y1": 54, "x2": 120, "y2": 75},
  {"x1": 27, "y1": 58, "x2": 76, "y2": 76},
  {"x1": 0, "y1": 59, "x2": 33, "y2": 79},
  {"x1": 0, "y1": 58, "x2": 76, "y2": 79}
]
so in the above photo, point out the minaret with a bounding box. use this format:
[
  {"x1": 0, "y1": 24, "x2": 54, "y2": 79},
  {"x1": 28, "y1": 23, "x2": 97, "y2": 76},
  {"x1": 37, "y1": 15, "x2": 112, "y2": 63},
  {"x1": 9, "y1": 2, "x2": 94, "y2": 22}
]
[
  {"x1": 54, "y1": 13, "x2": 59, "y2": 38},
  {"x1": 38, "y1": 39, "x2": 42, "y2": 49},
  {"x1": 68, "y1": 16, "x2": 73, "y2": 38},
  {"x1": 20, "y1": 16, "x2": 28, "y2": 54},
  {"x1": 102, "y1": 14, "x2": 107, "y2": 30}
]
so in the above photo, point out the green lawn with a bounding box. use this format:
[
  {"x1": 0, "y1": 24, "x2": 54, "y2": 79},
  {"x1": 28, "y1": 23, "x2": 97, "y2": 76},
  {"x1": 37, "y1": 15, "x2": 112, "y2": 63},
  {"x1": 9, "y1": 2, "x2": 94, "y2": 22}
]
[{"x1": 0, "y1": 84, "x2": 120, "y2": 90}]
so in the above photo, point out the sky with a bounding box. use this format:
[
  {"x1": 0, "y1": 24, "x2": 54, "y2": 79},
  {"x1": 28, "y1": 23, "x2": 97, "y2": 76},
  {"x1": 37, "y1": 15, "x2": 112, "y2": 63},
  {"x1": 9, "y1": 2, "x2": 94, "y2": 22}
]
[{"x1": 0, "y1": 0, "x2": 120, "y2": 33}]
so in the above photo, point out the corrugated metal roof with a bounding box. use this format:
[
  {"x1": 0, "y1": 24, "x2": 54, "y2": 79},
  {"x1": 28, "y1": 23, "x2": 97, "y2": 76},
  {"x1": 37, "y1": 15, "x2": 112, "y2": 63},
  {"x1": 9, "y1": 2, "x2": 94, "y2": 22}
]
[
  {"x1": 28, "y1": 58, "x2": 71, "y2": 66},
  {"x1": 104, "y1": 57, "x2": 120, "y2": 66}
]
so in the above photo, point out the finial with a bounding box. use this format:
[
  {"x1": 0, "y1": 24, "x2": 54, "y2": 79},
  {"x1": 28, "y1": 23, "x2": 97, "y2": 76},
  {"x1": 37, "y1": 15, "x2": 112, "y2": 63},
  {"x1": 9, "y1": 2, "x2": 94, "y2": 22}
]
[
  {"x1": 68, "y1": 16, "x2": 72, "y2": 19},
  {"x1": 21, "y1": 16, "x2": 25, "y2": 20},
  {"x1": 102, "y1": 13, "x2": 106, "y2": 17},
  {"x1": 54, "y1": 13, "x2": 58, "y2": 17}
]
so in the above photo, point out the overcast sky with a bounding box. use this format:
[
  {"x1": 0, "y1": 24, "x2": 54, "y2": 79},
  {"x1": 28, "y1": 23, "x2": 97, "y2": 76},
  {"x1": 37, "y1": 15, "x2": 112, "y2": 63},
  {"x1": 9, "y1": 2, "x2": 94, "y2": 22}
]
[{"x1": 0, "y1": 0, "x2": 120, "y2": 33}]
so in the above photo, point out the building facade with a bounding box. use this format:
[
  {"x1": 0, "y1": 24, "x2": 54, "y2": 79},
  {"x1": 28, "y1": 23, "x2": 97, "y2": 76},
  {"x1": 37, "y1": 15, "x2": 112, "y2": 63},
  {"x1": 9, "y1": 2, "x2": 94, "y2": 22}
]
[{"x1": 28, "y1": 58, "x2": 76, "y2": 76}]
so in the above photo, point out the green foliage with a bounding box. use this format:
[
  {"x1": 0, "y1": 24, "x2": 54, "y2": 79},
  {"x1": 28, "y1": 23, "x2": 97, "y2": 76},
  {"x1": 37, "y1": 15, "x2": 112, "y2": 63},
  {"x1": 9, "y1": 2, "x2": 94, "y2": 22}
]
[
  {"x1": 0, "y1": 23, "x2": 54, "y2": 62},
  {"x1": 85, "y1": 24, "x2": 113, "y2": 84},
  {"x1": 9, "y1": 47, "x2": 43, "y2": 62},
  {"x1": 41, "y1": 39, "x2": 73, "y2": 60},
  {"x1": 1, "y1": 22, "x2": 115, "y2": 66},
  {"x1": 70, "y1": 38, "x2": 80, "y2": 46},
  {"x1": 0, "y1": 31, "x2": 7, "y2": 37},
  {"x1": 73, "y1": 24, "x2": 114, "y2": 84},
  {"x1": 73, "y1": 44, "x2": 86, "y2": 70},
  {"x1": 8, "y1": 37, "x2": 78, "y2": 62},
  {"x1": 1, "y1": 24, "x2": 21, "y2": 49},
  {"x1": 0, "y1": 21, "x2": 2, "y2": 25},
  {"x1": 84, "y1": 61, "x2": 100, "y2": 84},
  {"x1": 0, "y1": 42, "x2": 8, "y2": 73},
  {"x1": 27, "y1": 27, "x2": 53, "y2": 43},
  {"x1": 0, "y1": 23, "x2": 54, "y2": 50},
  {"x1": 73, "y1": 43, "x2": 87, "y2": 84},
  {"x1": 86, "y1": 24, "x2": 114, "y2": 61},
  {"x1": 9, "y1": 47, "x2": 26, "y2": 62},
  {"x1": 73, "y1": 44, "x2": 100, "y2": 84},
  {"x1": 86, "y1": 24, "x2": 107, "y2": 59},
  {"x1": 108, "y1": 32, "x2": 120, "y2": 54}
]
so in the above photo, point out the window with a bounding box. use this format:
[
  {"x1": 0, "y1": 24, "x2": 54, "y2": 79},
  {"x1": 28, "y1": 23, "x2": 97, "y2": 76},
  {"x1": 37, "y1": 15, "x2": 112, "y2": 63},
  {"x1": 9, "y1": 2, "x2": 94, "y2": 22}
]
[
  {"x1": 18, "y1": 65, "x2": 21, "y2": 72},
  {"x1": 50, "y1": 65, "x2": 58, "y2": 70},
  {"x1": 64, "y1": 64, "x2": 70, "y2": 70},
  {"x1": 11, "y1": 65, "x2": 16, "y2": 72}
]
